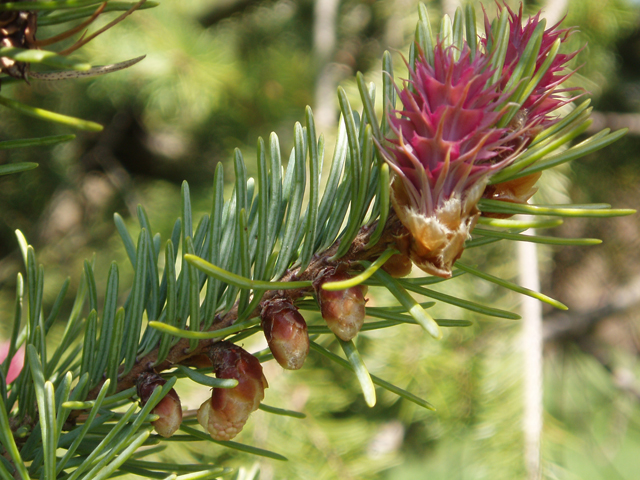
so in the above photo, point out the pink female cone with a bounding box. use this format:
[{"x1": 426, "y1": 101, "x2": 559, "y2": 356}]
[
  {"x1": 381, "y1": 44, "x2": 518, "y2": 277},
  {"x1": 381, "y1": 5, "x2": 578, "y2": 276}
]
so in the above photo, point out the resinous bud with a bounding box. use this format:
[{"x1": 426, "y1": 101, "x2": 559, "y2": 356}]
[
  {"x1": 314, "y1": 269, "x2": 367, "y2": 341},
  {"x1": 382, "y1": 253, "x2": 413, "y2": 278},
  {"x1": 197, "y1": 342, "x2": 268, "y2": 441},
  {"x1": 481, "y1": 172, "x2": 542, "y2": 218},
  {"x1": 261, "y1": 298, "x2": 309, "y2": 370},
  {"x1": 137, "y1": 372, "x2": 183, "y2": 438}
]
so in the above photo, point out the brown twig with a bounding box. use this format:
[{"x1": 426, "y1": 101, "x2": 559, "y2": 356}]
[
  {"x1": 29, "y1": 2, "x2": 107, "y2": 48},
  {"x1": 59, "y1": 0, "x2": 146, "y2": 56}
]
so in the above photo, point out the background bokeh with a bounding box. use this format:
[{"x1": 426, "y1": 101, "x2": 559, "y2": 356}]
[{"x1": 1, "y1": 0, "x2": 639, "y2": 478}]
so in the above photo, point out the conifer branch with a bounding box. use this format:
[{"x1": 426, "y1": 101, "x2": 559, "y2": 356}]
[
  {"x1": 79, "y1": 216, "x2": 401, "y2": 408},
  {"x1": 0, "y1": 3, "x2": 637, "y2": 477}
]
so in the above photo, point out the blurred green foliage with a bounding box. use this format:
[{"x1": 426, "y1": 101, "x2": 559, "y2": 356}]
[{"x1": 1, "y1": 0, "x2": 639, "y2": 478}]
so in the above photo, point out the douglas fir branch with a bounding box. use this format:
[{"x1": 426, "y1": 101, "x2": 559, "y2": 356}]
[{"x1": 0, "y1": 2, "x2": 634, "y2": 477}]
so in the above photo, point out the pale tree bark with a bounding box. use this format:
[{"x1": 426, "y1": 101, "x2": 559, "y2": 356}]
[
  {"x1": 588, "y1": 111, "x2": 640, "y2": 135},
  {"x1": 441, "y1": 0, "x2": 461, "y2": 19},
  {"x1": 313, "y1": 0, "x2": 341, "y2": 129},
  {"x1": 540, "y1": 0, "x2": 568, "y2": 26},
  {"x1": 520, "y1": 4, "x2": 568, "y2": 480},
  {"x1": 519, "y1": 230, "x2": 543, "y2": 480}
]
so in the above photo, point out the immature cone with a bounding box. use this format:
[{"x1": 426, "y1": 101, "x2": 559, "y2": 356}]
[
  {"x1": 197, "y1": 342, "x2": 268, "y2": 441},
  {"x1": 136, "y1": 372, "x2": 182, "y2": 438},
  {"x1": 380, "y1": 5, "x2": 579, "y2": 277},
  {"x1": 314, "y1": 269, "x2": 367, "y2": 341},
  {"x1": 380, "y1": 43, "x2": 519, "y2": 278},
  {"x1": 261, "y1": 298, "x2": 309, "y2": 370}
]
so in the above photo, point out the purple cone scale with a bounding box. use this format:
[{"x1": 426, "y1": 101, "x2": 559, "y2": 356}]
[
  {"x1": 482, "y1": 3, "x2": 578, "y2": 134},
  {"x1": 381, "y1": 5, "x2": 577, "y2": 277},
  {"x1": 481, "y1": 3, "x2": 579, "y2": 210}
]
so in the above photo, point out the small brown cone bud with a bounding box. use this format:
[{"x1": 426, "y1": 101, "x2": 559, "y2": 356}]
[
  {"x1": 197, "y1": 342, "x2": 268, "y2": 441},
  {"x1": 382, "y1": 253, "x2": 413, "y2": 278},
  {"x1": 179, "y1": 354, "x2": 212, "y2": 369},
  {"x1": 314, "y1": 269, "x2": 367, "y2": 341},
  {"x1": 137, "y1": 372, "x2": 182, "y2": 438},
  {"x1": 481, "y1": 172, "x2": 542, "y2": 219},
  {"x1": 261, "y1": 299, "x2": 309, "y2": 370}
]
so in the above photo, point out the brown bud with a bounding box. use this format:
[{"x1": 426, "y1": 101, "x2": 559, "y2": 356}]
[
  {"x1": 197, "y1": 342, "x2": 268, "y2": 441},
  {"x1": 261, "y1": 298, "x2": 309, "y2": 370},
  {"x1": 136, "y1": 372, "x2": 182, "y2": 438},
  {"x1": 179, "y1": 354, "x2": 212, "y2": 369},
  {"x1": 381, "y1": 253, "x2": 413, "y2": 278},
  {"x1": 314, "y1": 269, "x2": 367, "y2": 341},
  {"x1": 481, "y1": 172, "x2": 542, "y2": 219}
]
